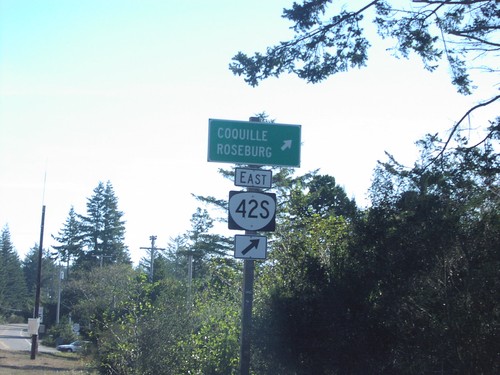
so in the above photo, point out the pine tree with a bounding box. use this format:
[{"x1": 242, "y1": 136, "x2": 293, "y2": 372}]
[
  {"x1": 0, "y1": 230, "x2": 5, "y2": 310},
  {"x1": 51, "y1": 206, "x2": 83, "y2": 275},
  {"x1": 186, "y1": 208, "x2": 232, "y2": 280},
  {"x1": 101, "y1": 181, "x2": 130, "y2": 264},
  {"x1": 23, "y1": 247, "x2": 58, "y2": 305},
  {"x1": 0, "y1": 226, "x2": 28, "y2": 314},
  {"x1": 75, "y1": 181, "x2": 130, "y2": 270}
]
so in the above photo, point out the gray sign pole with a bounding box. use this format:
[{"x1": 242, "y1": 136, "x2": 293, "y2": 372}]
[
  {"x1": 208, "y1": 115, "x2": 299, "y2": 374},
  {"x1": 239, "y1": 234, "x2": 255, "y2": 375},
  {"x1": 239, "y1": 117, "x2": 262, "y2": 375}
]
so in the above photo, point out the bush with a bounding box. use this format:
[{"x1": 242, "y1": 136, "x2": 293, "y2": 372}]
[{"x1": 43, "y1": 321, "x2": 78, "y2": 347}]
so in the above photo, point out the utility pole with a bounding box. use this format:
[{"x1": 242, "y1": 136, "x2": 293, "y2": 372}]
[
  {"x1": 187, "y1": 250, "x2": 193, "y2": 309},
  {"x1": 140, "y1": 235, "x2": 165, "y2": 282},
  {"x1": 31, "y1": 205, "x2": 45, "y2": 360},
  {"x1": 56, "y1": 264, "x2": 63, "y2": 324}
]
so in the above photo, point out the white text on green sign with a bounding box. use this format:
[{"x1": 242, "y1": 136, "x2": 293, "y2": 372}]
[{"x1": 208, "y1": 119, "x2": 301, "y2": 167}]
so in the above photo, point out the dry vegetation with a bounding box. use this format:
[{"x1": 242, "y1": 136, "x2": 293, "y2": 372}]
[{"x1": 0, "y1": 350, "x2": 97, "y2": 375}]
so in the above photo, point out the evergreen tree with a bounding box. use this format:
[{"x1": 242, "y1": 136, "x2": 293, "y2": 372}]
[
  {"x1": 252, "y1": 172, "x2": 357, "y2": 374},
  {"x1": 230, "y1": 1, "x2": 499, "y2": 146},
  {"x1": 350, "y1": 129, "x2": 500, "y2": 374},
  {"x1": 230, "y1": 0, "x2": 497, "y2": 96},
  {"x1": 153, "y1": 207, "x2": 234, "y2": 306},
  {"x1": 0, "y1": 229, "x2": 5, "y2": 311},
  {"x1": 51, "y1": 206, "x2": 83, "y2": 274},
  {"x1": 140, "y1": 235, "x2": 187, "y2": 282},
  {"x1": 187, "y1": 207, "x2": 232, "y2": 278},
  {"x1": 75, "y1": 181, "x2": 130, "y2": 270},
  {"x1": 23, "y1": 247, "x2": 58, "y2": 305},
  {"x1": 22, "y1": 247, "x2": 59, "y2": 323},
  {"x1": 162, "y1": 235, "x2": 189, "y2": 281},
  {"x1": 0, "y1": 226, "x2": 28, "y2": 314},
  {"x1": 101, "y1": 181, "x2": 130, "y2": 264}
]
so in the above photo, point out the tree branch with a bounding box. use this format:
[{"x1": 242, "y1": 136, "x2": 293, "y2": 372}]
[
  {"x1": 424, "y1": 94, "x2": 500, "y2": 169},
  {"x1": 447, "y1": 30, "x2": 500, "y2": 48},
  {"x1": 412, "y1": 0, "x2": 490, "y2": 4},
  {"x1": 464, "y1": 117, "x2": 500, "y2": 149},
  {"x1": 277, "y1": 0, "x2": 381, "y2": 52}
]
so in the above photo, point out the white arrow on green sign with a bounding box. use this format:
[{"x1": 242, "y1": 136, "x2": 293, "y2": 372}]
[{"x1": 208, "y1": 119, "x2": 301, "y2": 167}]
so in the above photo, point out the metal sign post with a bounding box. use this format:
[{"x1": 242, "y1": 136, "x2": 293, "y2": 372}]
[
  {"x1": 207, "y1": 116, "x2": 301, "y2": 375},
  {"x1": 239, "y1": 233, "x2": 255, "y2": 375}
]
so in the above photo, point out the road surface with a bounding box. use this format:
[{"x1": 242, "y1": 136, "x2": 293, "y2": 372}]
[{"x1": 0, "y1": 323, "x2": 55, "y2": 352}]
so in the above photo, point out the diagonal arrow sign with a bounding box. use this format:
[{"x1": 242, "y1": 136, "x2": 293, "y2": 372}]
[
  {"x1": 234, "y1": 235, "x2": 267, "y2": 260},
  {"x1": 242, "y1": 239, "x2": 260, "y2": 255},
  {"x1": 208, "y1": 119, "x2": 301, "y2": 167},
  {"x1": 281, "y1": 139, "x2": 292, "y2": 151}
]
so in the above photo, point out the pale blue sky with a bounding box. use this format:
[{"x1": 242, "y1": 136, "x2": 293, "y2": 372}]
[{"x1": 1, "y1": 1, "x2": 496, "y2": 263}]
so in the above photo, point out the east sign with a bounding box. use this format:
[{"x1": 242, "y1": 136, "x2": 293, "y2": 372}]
[{"x1": 235, "y1": 167, "x2": 272, "y2": 189}]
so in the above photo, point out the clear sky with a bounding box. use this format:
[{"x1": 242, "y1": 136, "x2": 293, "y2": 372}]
[{"x1": 1, "y1": 0, "x2": 497, "y2": 264}]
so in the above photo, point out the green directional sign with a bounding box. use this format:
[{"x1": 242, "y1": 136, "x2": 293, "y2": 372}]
[{"x1": 208, "y1": 119, "x2": 301, "y2": 167}]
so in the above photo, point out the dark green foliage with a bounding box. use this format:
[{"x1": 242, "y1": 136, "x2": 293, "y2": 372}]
[
  {"x1": 133, "y1": 278, "x2": 191, "y2": 375},
  {"x1": 74, "y1": 181, "x2": 130, "y2": 270},
  {"x1": 189, "y1": 208, "x2": 225, "y2": 256},
  {"x1": 230, "y1": 0, "x2": 498, "y2": 96},
  {"x1": 0, "y1": 226, "x2": 28, "y2": 315},
  {"x1": 174, "y1": 258, "x2": 241, "y2": 375},
  {"x1": 155, "y1": 235, "x2": 190, "y2": 282},
  {"x1": 355, "y1": 130, "x2": 500, "y2": 373},
  {"x1": 43, "y1": 318, "x2": 77, "y2": 346},
  {"x1": 51, "y1": 206, "x2": 83, "y2": 274},
  {"x1": 286, "y1": 172, "x2": 357, "y2": 220},
  {"x1": 22, "y1": 247, "x2": 58, "y2": 314},
  {"x1": 249, "y1": 128, "x2": 499, "y2": 374},
  {"x1": 187, "y1": 208, "x2": 232, "y2": 276},
  {"x1": 230, "y1": 1, "x2": 372, "y2": 86},
  {"x1": 252, "y1": 175, "x2": 364, "y2": 374},
  {"x1": 3, "y1": 127, "x2": 498, "y2": 374}
]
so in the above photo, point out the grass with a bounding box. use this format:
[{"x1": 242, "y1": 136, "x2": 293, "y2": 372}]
[{"x1": 0, "y1": 349, "x2": 97, "y2": 374}]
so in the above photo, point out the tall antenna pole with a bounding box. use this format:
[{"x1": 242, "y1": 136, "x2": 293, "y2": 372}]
[
  {"x1": 31, "y1": 205, "x2": 46, "y2": 360},
  {"x1": 31, "y1": 168, "x2": 48, "y2": 360}
]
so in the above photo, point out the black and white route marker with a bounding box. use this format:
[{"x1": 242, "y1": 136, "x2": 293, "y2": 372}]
[
  {"x1": 234, "y1": 235, "x2": 267, "y2": 260},
  {"x1": 228, "y1": 191, "x2": 276, "y2": 231}
]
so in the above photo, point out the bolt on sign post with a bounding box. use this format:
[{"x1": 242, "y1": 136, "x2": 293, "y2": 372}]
[{"x1": 207, "y1": 117, "x2": 301, "y2": 375}]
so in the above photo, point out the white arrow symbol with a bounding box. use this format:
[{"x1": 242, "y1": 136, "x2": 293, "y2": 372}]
[{"x1": 281, "y1": 140, "x2": 292, "y2": 151}]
